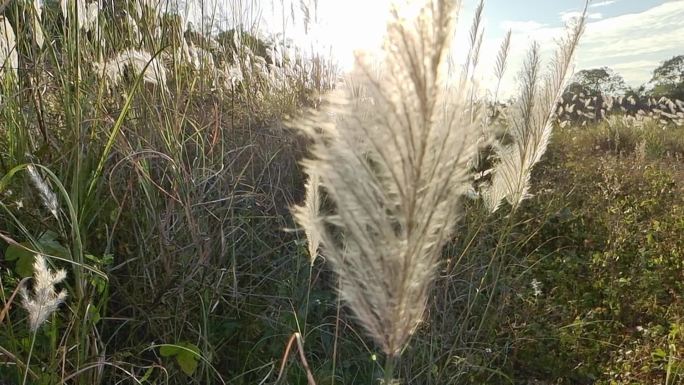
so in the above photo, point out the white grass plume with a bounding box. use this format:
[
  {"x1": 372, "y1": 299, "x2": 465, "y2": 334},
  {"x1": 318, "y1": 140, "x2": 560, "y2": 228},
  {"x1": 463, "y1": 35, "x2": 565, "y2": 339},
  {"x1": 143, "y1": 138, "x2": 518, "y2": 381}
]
[
  {"x1": 83, "y1": 1, "x2": 100, "y2": 33},
  {"x1": 293, "y1": 171, "x2": 322, "y2": 265},
  {"x1": 0, "y1": 15, "x2": 17, "y2": 80},
  {"x1": 95, "y1": 49, "x2": 167, "y2": 88},
  {"x1": 483, "y1": 14, "x2": 586, "y2": 212},
  {"x1": 20, "y1": 255, "x2": 68, "y2": 331},
  {"x1": 221, "y1": 63, "x2": 243, "y2": 91},
  {"x1": 186, "y1": 43, "x2": 215, "y2": 71},
  {"x1": 294, "y1": 0, "x2": 480, "y2": 357},
  {"x1": 31, "y1": 0, "x2": 45, "y2": 48},
  {"x1": 60, "y1": 0, "x2": 68, "y2": 20},
  {"x1": 493, "y1": 30, "x2": 512, "y2": 102},
  {"x1": 26, "y1": 164, "x2": 59, "y2": 219}
]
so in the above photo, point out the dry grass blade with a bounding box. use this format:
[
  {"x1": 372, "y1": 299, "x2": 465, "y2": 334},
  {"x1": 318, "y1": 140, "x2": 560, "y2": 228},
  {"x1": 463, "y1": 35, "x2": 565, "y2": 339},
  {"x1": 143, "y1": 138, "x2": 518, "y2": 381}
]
[
  {"x1": 275, "y1": 332, "x2": 317, "y2": 385},
  {"x1": 0, "y1": 277, "x2": 31, "y2": 325}
]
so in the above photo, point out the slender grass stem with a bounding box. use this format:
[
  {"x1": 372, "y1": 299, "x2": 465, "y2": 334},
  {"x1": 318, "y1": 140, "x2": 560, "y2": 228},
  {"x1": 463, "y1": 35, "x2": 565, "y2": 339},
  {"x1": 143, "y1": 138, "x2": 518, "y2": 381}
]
[
  {"x1": 22, "y1": 328, "x2": 37, "y2": 385},
  {"x1": 383, "y1": 354, "x2": 396, "y2": 385}
]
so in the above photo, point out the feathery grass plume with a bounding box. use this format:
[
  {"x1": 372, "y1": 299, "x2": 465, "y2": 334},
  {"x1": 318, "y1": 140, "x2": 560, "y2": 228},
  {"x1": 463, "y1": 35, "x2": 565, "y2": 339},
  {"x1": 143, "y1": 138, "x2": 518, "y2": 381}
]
[
  {"x1": 95, "y1": 49, "x2": 167, "y2": 88},
  {"x1": 293, "y1": 171, "x2": 322, "y2": 265},
  {"x1": 26, "y1": 164, "x2": 59, "y2": 219},
  {"x1": 482, "y1": 11, "x2": 587, "y2": 212},
  {"x1": 31, "y1": 0, "x2": 45, "y2": 48},
  {"x1": 60, "y1": 0, "x2": 99, "y2": 32},
  {"x1": 82, "y1": 1, "x2": 100, "y2": 33},
  {"x1": 135, "y1": 0, "x2": 161, "y2": 19},
  {"x1": 20, "y1": 255, "x2": 68, "y2": 331},
  {"x1": 187, "y1": 43, "x2": 215, "y2": 71},
  {"x1": 493, "y1": 29, "x2": 512, "y2": 102},
  {"x1": 294, "y1": 0, "x2": 480, "y2": 357},
  {"x1": 125, "y1": 12, "x2": 141, "y2": 42},
  {"x1": 464, "y1": 0, "x2": 485, "y2": 79},
  {"x1": 223, "y1": 63, "x2": 243, "y2": 90},
  {"x1": 0, "y1": 15, "x2": 17, "y2": 80},
  {"x1": 60, "y1": 0, "x2": 68, "y2": 20}
]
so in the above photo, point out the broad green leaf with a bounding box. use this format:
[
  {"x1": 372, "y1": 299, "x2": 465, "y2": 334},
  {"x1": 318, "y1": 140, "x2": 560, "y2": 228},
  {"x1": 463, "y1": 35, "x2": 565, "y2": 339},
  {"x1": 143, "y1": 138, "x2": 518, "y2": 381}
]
[
  {"x1": 38, "y1": 231, "x2": 70, "y2": 259},
  {"x1": 87, "y1": 305, "x2": 101, "y2": 325},
  {"x1": 16, "y1": 253, "x2": 36, "y2": 277},
  {"x1": 160, "y1": 343, "x2": 200, "y2": 375},
  {"x1": 160, "y1": 345, "x2": 181, "y2": 357},
  {"x1": 176, "y1": 350, "x2": 198, "y2": 375},
  {"x1": 4, "y1": 243, "x2": 32, "y2": 261},
  {"x1": 91, "y1": 275, "x2": 108, "y2": 294},
  {"x1": 179, "y1": 342, "x2": 200, "y2": 355},
  {"x1": 652, "y1": 347, "x2": 667, "y2": 360},
  {"x1": 4, "y1": 232, "x2": 69, "y2": 277}
]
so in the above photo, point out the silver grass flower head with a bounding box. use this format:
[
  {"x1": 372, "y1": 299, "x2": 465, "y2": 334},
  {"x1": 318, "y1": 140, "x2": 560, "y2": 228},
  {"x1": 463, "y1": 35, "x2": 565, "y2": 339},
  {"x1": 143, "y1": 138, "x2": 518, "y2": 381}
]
[
  {"x1": 134, "y1": 0, "x2": 143, "y2": 19},
  {"x1": 223, "y1": 63, "x2": 243, "y2": 91},
  {"x1": 26, "y1": 164, "x2": 59, "y2": 219},
  {"x1": 95, "y1": 49, "x2": 167, "y2": 89},
  {"x1": 177, "y1": 38, "x2": 191, "y2": 65},
  {"x1": 20, "y1": 255, "x2": 68, "y2": 331},
  {"x1": 60, "y1": 0, "x2": 68, "y2": 20},
  {"x1": 482, "y1": 15, "x2": 586, "y2": 213},
  {"x1": 186, "y1": 43, "x2": 214, "y2": 71},
  {"x1": 125, "y1": 12, "x2": 141, "y2": 42},
  {"x1": 32, "y1": 0, "x2": 45, "y2": 48},
  {"x1": 293, "y1": 171, "x2": 322, "y2": 265},
  {"x1": 136, "y1": 0, "x2": 161, "y2": 18},
  {"x1": 294, "y1": 0, "x2": 479, "y2": 357},
  {"x1": 186, "y1": 43, "x2": 202, "y2": 69},
  {"x1": 83, "y1": 2, "x2": 100, "y2": 33},
  {"x1": 0, "y1": 15, "x2": 17, "y2": 80},
  {"x1": 77, "y1": 0, "x2": 88, "y2": 31}
]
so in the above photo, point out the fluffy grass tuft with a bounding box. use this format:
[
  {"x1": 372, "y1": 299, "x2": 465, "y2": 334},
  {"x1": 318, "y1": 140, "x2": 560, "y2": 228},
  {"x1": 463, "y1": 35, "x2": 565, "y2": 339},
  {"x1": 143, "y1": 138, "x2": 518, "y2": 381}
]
[
  {"x1": 295, "y1": 0, "x2": 481, "y2": 358},
  {"x1": 20, "y1": 255, "x2": 68, "y2": 332}
]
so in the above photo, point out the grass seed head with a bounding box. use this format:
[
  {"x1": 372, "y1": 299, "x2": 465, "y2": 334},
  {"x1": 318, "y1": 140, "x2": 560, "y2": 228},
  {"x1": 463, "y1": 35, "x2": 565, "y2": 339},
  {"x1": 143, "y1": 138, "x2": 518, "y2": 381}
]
[{"x1": 20, "y1": 255, "x2": 68, "y2": 331}]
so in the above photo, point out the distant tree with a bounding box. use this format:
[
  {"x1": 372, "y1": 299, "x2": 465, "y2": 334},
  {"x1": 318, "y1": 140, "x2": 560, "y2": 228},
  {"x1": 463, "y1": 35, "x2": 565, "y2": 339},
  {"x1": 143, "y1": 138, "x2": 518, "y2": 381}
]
[
  {"x1": 559, "y1": 68, "x2": 626, "y2": 124},
  {"x1": 650, "y1": 55, "x2": 684, "y2": 100},
  {"x1": 563, "y1": 81, "x2": 589, "y2": 96},
  {"x1": 572, "y1": 67, "x2": 626, "y2": 96},
  {"x1": 624, "y1": 85, "x2": 646, "y2": 98}
]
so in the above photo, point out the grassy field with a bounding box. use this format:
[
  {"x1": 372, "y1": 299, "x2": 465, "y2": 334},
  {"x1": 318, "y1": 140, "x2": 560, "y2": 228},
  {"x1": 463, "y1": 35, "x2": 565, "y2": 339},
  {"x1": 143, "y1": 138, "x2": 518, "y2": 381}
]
[{"x1": 0, "y1": 1, "x2": 683, "y2": 384}]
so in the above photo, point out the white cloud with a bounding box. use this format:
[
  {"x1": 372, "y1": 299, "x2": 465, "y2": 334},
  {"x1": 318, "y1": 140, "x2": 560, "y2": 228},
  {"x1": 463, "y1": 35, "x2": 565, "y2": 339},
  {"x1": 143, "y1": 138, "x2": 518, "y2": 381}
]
[
  {"x1": 560, "y1": 11, "x2": 603, "y2": 23},
  {"x1": 500, "y1": 20, "x2": 547, "y2": 32},
  {"x1": 590, "y1": 1, "x2": 617, "y2": 8},
  {"x1": 611, "y1": 60, "x2": 660, "y2": 86},
  {"x1": 476, "y1": 1, "x2": 684, "y2": 96},
  {"x1": 578, "y1": 1, "x2": 684, "y2": 66}
]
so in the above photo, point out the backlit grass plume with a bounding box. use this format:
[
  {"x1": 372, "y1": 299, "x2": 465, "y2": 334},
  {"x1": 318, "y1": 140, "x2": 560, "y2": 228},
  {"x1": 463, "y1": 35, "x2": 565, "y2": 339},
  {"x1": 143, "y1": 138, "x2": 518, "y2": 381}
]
[
  {"x1": 482, "y1": 13, "x2": 587, "y2": 212},
  {"x1": 0, "y1": 15, "x2": 17, "y2": 80},
  {"x1": 95, "y1": 49, "x2": 168, "y2": 89},
  {"x1": 293, "y1": 170, "x2": 322, "y2": 265},
  {"x1": 294, "y1": 0, "x2": 480, "y2": 357},
  {"x1": 26, "y1": 165, "x2": 59, "y2": 219},
  {"x1": 20, "y1": 255, "x2": 68, "y2": 331}
]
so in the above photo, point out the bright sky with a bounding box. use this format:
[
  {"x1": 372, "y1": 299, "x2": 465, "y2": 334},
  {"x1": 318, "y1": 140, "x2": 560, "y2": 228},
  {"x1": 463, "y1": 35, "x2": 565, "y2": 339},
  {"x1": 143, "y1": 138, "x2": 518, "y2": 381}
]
[{"x1": 174, "y1": 0, "x2": 684, "y2": 96}]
